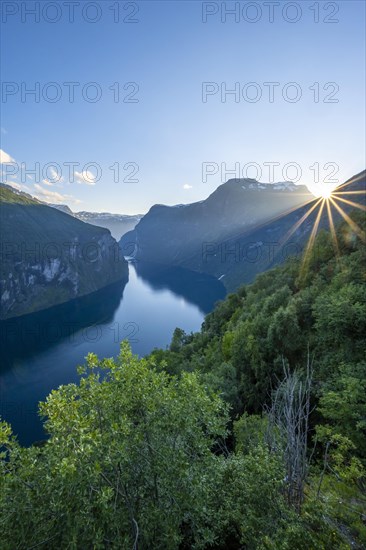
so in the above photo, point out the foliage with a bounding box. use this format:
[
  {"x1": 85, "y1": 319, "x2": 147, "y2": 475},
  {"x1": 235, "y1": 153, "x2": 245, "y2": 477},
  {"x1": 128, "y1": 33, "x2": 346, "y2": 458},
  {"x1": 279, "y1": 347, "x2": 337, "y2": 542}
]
[
  {"x1": 1, "y1": 211, "x2": 365, "y2": 548},
  {"x1": 158, "y1": 213, "x2": 366, "y2": 438},
  {"x1": 1, "y1": 344, "x2": 229, "y2": 548}
]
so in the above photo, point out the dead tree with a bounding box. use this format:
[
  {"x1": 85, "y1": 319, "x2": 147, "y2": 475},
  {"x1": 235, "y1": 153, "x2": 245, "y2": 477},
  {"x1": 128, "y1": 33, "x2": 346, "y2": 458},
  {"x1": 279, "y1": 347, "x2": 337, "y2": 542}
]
[{"x1": 265, "y1": 353, "x2": 313, "y2": 511}]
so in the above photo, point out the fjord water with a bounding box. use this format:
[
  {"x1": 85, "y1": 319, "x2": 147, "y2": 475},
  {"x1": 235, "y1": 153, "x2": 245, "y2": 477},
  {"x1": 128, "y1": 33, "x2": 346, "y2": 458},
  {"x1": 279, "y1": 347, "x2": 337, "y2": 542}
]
[{"x1": 0, "y1": 263, "x2": 225, "y2": 446}]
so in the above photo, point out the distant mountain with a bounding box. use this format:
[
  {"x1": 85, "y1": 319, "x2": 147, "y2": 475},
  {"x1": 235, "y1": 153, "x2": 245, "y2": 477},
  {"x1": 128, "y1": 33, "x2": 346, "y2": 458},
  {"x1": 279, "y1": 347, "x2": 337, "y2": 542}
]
[
  {"x1": 48, "y1": 203, "x2": 74, "y2": 216},
  {"x1": 0, "y1": 184, "x2": 128, "y2": 320},
  {"x1": 120, "y1": 173, "x2": 365, "y2": 292},
  {"x1": 75, "y1": 211, "x2": 143, "y2": 240},
  {"x1": 48, "y1": 204, "x2": 143, "y2": 240},
  {"x1": 119, "y1": 178, "x2": 312, "y2": 267}
]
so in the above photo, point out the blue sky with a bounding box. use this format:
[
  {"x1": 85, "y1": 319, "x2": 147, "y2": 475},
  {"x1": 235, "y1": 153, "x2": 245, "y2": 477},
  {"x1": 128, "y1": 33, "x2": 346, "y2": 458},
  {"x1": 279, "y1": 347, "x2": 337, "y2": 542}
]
[{"x1": 1, "y1": 0, "x2": 365, "y2": 213}]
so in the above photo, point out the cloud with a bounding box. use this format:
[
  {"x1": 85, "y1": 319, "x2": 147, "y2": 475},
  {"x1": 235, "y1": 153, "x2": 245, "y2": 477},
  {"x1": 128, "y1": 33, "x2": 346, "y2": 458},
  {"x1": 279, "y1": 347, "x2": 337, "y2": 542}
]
[
  {"x1": 0, "y1": 167, "x2": 17, "y2": 180},
  {"x1": 33, "y1": 184, "x2": 81, "y2": 205},
  {"x1": 40, "y1": 166, "x2": 63, "y2": 185},
  {"x1": 0, "y1": 149, "x2": 15, "y2": 164},
  {"x1": 74, "y1": 170, "x2": 96, "y2": 185},
  {"x1": 183, "y1": 184, "x2": 193, "y2": 190},
  {"x1": 49, "y1": 166, "x2": 64, "y2": 183}
]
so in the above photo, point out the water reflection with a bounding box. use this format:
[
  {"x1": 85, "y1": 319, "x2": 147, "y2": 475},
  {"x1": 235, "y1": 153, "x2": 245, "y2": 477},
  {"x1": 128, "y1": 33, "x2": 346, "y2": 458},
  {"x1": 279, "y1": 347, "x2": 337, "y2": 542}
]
[
  {"x1": 0, "y1": 264, "x2": 226, "y2": 445},
  {"x1": 0, "y1": 279, "x2": 127, "y2": 374},
  {"x1": 134, "y1": 261, "x2": 226, "y2": 314}
]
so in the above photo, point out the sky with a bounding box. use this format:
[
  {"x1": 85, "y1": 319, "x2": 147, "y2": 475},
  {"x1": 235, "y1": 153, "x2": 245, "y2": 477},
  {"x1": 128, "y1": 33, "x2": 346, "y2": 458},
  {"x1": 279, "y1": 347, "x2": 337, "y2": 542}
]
[{"x1": 0, "y1": 0, "x2": 365, "y2": 214}]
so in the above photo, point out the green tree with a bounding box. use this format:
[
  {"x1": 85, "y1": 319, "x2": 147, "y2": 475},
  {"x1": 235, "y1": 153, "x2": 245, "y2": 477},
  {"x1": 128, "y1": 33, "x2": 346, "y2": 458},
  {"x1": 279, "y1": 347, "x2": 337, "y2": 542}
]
[
  {"x1": 0, "y1": 343, "x2": 228, "y2": 549},
  {"x1": 319, "y1": 362, "x2": 366, "y2": 457}
]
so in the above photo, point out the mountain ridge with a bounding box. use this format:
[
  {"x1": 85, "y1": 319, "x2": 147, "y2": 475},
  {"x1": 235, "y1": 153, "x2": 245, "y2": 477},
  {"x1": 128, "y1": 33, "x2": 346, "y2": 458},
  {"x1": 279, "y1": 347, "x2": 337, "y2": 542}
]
[
  {"x1": 119, "y1": 177, "x2": 313, "y2": 272},
  {"x1": 120, "y1": 172, "x2": 365, "y2": 291},
  {"x1": 48, "y1": 203, "x2": 143, "y2": 239},
  {"x1": 0, "y1": 184, "x2": 129, "y2": 320}
]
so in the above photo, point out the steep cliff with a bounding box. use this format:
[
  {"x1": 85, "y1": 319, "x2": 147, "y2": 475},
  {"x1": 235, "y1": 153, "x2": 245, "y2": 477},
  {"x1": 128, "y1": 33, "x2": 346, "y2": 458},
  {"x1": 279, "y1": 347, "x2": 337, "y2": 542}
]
[
  {"x1": 0, "y1": 184, "x2": 129, "y2": 319},
  {"x1": 120, "y1": 173, "x2": 365, "y2": 291},
  {"x1": 119, "y1": 179, "x2": 312, "y2": 262}
]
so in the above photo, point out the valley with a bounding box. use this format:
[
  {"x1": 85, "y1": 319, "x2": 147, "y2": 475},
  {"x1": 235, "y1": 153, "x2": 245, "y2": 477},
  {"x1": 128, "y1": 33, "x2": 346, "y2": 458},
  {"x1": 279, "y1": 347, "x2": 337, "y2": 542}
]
[
  {"x1": 2, "y1": 5, "x2": 365, "y2": 547},
  {"x1": 49, "y1": 204, "x2": 143, "y2": 240}
]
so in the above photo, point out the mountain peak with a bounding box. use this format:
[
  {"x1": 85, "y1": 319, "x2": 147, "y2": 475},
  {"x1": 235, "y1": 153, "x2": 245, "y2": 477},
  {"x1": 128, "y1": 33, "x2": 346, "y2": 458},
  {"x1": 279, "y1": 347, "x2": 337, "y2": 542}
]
[
  {"x1": 120, "y1": 174, "x2": 314, "y2": 267},
  {"x1": 223, "y1": 178, "x2": 299, "y2": 192}
]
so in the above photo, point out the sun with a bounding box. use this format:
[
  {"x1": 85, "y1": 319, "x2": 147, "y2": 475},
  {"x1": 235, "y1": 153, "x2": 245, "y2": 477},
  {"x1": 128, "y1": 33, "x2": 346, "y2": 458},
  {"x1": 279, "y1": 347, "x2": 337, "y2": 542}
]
[
  {"x1": 320, "y1": 188, "x2": 333, "y2": 199},
  {"x1": 274, "y1": 175, "x2": 365, "y2": 282},
  {"x1": 309, "y1": 184, "x2": 336, "y2": 200}
]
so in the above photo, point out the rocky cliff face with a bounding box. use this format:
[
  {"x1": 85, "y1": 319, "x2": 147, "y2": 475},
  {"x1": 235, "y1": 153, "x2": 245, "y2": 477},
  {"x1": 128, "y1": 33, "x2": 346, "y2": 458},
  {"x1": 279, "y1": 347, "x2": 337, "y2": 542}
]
[
  {"x1": 120, "y1": 173, "x2": 365, "y2": 292},
  {"x1": 0, "y1": 185, "x2": 129, "y2": 320},
  {"x1": 119, "y1": 178, "x2": 312, "y2": 267}
]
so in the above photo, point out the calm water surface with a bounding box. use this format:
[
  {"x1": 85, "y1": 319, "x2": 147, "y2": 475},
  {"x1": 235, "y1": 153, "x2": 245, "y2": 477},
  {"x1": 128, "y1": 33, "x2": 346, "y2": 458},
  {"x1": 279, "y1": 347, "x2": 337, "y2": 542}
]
[{"x1": 0, "y1": 263, "x2": 226, "y2": 445}]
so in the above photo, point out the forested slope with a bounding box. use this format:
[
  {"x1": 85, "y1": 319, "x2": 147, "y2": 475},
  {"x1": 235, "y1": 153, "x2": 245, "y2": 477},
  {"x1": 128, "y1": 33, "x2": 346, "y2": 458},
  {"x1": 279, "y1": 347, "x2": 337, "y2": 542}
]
[
  {"x1": 154, "y1": 210, "x2": 365, "y2": 423},
  {"x1": 0, "y1": 184, "x2": 129, "y2": 319},
  {"x1": 1, "y1": 211, "x2": 365, "y2": 549}
]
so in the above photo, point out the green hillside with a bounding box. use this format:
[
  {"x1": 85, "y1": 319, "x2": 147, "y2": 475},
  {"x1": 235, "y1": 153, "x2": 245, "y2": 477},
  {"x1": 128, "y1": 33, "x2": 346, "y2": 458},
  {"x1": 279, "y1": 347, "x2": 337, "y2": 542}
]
[
  {"x1": 0, "y1": 184, "x2": 128, "y2": 319},
  {"x1": 153, "y1": 210, "x2": 366, "y2": 419},
  {"x1": 0, "y1": 211, "x2": 365, "y2": 549},
  {"x1": 0, "y1": 185, "x2": 40, "y2": 205}
]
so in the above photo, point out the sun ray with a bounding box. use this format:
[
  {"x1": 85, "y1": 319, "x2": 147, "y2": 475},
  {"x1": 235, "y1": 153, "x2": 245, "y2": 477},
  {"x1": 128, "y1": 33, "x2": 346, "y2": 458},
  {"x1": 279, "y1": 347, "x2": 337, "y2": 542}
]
[
  {"x1": 326, "y1": 199, "x2": 340, "y2": 257},
  {"x1": 224, "y1": 196, "x2": 323, "y2": 270},
  {"x1": 213, "y1": 181, "x2": 364, "y2": 277},
  {"x1": 217, "y1": 196, "x2": 317, "y2": 250},
  {"x1": 300, "y1": 199, "x2": 325, "y2": 277},
  {"x1": 332, "y1": 173, "x2": 365, "y2": 192},
  {"x1": 333, "y1": 190, "x2": 365, "y2": 196},
  {"x1": 332, "y1": 196, "x2": 366, "y2": 212},
  {"x1": 278, "y1": 198, "x2": 323, "y2": 248},
  {"x1": 267, "y1": 196, "x2": 319, "y2": 223},
  {"x1": 329, "y1": 197, "x2": 366, "y2": 243}
]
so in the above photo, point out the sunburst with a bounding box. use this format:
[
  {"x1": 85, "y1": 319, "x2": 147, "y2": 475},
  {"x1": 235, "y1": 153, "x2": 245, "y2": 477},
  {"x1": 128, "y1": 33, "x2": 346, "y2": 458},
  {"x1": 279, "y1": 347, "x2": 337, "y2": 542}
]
[
  {"x1": 329, "y1": 197, "x2": 366, "y2": 243},
  {"x1": 300, "y1": 198, "x2": 326, "y2": 277},
  {"x1": 271, "y1": 177, "x2": 365, "y2": 277}
]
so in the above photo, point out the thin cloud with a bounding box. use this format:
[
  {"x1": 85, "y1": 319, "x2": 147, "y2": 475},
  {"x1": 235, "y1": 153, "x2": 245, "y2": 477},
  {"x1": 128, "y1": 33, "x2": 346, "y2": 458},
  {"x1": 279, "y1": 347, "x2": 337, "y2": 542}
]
[
  {"x1": 74, "y1": 170, "x2": 96, "y2": 185},
  {"x1": 183, "y1": 184, "x2": 193, "y2": 190},
  {"x1": 0, "y1": 149, "x2": 15, "y2": 164},
  {"x1": 0, "y1": 168, "x2": 17, "y2": 179},
  {"x1": 47, "y1": 166, "x2": 64, "y2": 183},
  {"x1": 33, "y1": 184, "x2": 81, "y2": 205}
]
